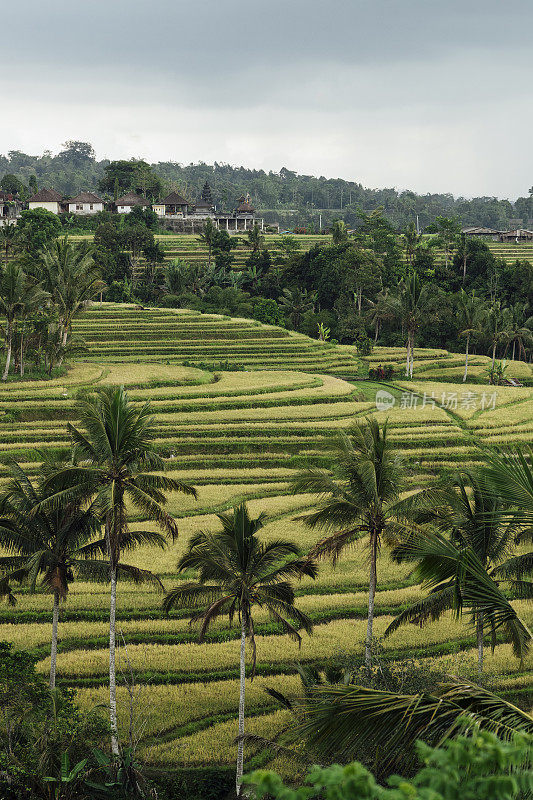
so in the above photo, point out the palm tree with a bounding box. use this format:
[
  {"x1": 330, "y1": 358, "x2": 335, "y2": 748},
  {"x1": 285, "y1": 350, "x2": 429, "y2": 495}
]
[
  {"x1": 0, "y1": 461, "x2": 104, "y2": 689},
  {"x1": 403, "y1": 222, "x2": 420, "y2": 266},
  {"x1": 505, "y1": 304, "x2": 533, "y2": 362},
  {"x1": 386, "y1": 272, "x2": 429, "y2": 378},
  {"x1": 483, "y1": 300, "x2": 510, "y2": 374},
  {"x1": 385, "y1": 472, "x2": 532, "y2": 674},
  {"x1": 331, "y1": 220, "x2": 349, "y2": 246},
  {"x1": 245, "y1": 223, "x2": 264, "y2": 254},
  {"x1": 163, "y1": 502, "x2": 316, "y2": 795},
  {"x1": 291, "y1": 418, "x2": 406, "y2": 669},
  {"x1": 197, "y1": 218, "x2": 217, "y2": 266},
  {"x1": 42, "y1": 386, "x2": 197, "y2": 757},
  {"x1": 366, "y1": 288, "x2": 393, "y2": 343},
  {"x1": 456, "y1": 289, "x2": 485, "y2": 382},
  {"x1": 0, "y1": 262, "x2": 48, "y2": 380},
  {"x1": 0, "y1": 222, "x2": 18, "y2": 268},
  {"x1": 482, "y1": 446, "x2": 533, "y2": 529},
  {"x1": 283, "y1": 680, "x2": 533, "y2": 775},
  {"x1": 38, "y1": 236, "x2": 104, "y2": 356},
  {"x1": 279, "y1": 287, "x2": 316, "y2": 330}
]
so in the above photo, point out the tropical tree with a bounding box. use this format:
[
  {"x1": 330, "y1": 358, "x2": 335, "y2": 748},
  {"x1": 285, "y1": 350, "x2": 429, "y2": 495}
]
[
  {"x1": 0, "y1": 262, "x2": 48, "y2": 380},
  {"x1": 456, "y1": 289, "x2": 485, "y2": 382},
  {"x1": 366, "y1": 288, "x2": 393, "y2": 343},
  {"x1": 38, "y1": 236, "x2": 104, "y2": 356},
  {"x1": 198, "y1": 218, "x2": 217, "y2": 266},
  {"x1": 384, "y1": 472, "x2": 532, "y2": 674},
  {"x1": 482, "y1": 446, "x2": 533, "y2": 529},
  {"x1": 279, "y1": 681, "x2": 533, "y2": 776},
  {"x1": 163, "y1": 502, "x2": 316, "y2": 795},
  {"x1": 291, "y1": 418, "x2": 406, "y2": 669},
  {"x1": 42, "y1": 386, "x2": 197, "y2": 758},
  {"x1": 403, "y1": 222, "x2": 420, "y2": 266},
  {"x1": 504, "y1": 303, "x2": 533, "y2": 362},
  {"x1": 246, "y1": 223, "x2": 264, "y2": 254},
  {"x1": 0, "y1": 461, "x2": 104, "y2": 689},
  {"x1": 385, "y1": 271, "x2": 430, "y2": 378},
  {"x1": 0, "y1": 222, "x2": 18, "y2": 267},
  {"x1": 331, "y1": 220, "x2": 349, "y2": 246},
  {"x1": 434, "y1": 215, "x2": 461, "y2": 269},
  {"x1": 279, "y1": 287, "x2": 316, "y2": 330},
  {"x1": 483, "y1": 301, "x2": 510, "y2": 374}
]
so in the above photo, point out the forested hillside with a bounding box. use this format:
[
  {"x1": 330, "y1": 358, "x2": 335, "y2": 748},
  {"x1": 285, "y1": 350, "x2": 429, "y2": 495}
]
[{"x1": 2, "y1": 141, "x2": 533, "y2": 229}]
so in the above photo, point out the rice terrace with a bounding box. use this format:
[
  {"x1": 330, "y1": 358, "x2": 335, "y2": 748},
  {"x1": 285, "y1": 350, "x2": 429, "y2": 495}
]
[{"x1": 0, "y1": 264, "x2": 532, "y2": 795}]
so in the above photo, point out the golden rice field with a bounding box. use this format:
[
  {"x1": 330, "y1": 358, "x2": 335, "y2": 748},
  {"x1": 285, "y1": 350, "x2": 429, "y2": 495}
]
[{"x1": 0, "y1": 301, "x2": 532, "y2": 778}]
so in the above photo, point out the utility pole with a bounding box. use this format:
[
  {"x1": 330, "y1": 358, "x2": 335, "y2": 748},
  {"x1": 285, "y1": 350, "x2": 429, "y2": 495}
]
[{"x1": 319, "y1": 212, "x2": 322, "y2": 231}]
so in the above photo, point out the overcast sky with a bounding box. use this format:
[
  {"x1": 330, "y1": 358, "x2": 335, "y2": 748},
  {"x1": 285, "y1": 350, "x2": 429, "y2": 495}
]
[{"x1": 2, "y1": 0, "x2": 532, "y2": 199}]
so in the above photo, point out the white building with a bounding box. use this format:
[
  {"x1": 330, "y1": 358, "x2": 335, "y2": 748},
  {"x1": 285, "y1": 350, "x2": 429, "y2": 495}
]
[
  {"x1": 153, "y1": 191, "x2": 189, "y2": 218},
  {"x1": 115, "y1": 193, "x2": 150, "y2": 214},
  {"x1": 28, "y1": 188, "x2": 64, "y2": 214},
  {"x1": 68, "y1": 192, "x2": 104, "y2": 215}
]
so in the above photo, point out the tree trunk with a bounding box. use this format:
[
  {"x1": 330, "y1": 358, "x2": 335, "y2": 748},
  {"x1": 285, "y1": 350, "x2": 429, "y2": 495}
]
[
  {"x1": 476, "y1": 612, "x2": 484, "y2": 676},
  {"x1": 512, "y1": 339, "x2": 516, "y2": 361},
  {"x1": 19, "y1": 330, "x2": 24, "y2": 377},
  {"x1": 2, "y1": 321, "x2": 12, "y2": 381},
  {"x1": 50, "y1": 590, "x2": 60, "y2": 691},
  {"x1": 409, "y1": 332, "x2": 414, "y2": 378},
  {"x1": 236, "y1": 618, "x2": 247, "y2": 796},
  {"x1": 365, "y1": 533, "x2": 378, "y2": 671},
  {"x1": 405, "y1": 338, "x2": 410, "y2": 378},
  {"x1": 109, "y1": 566, "x2": 120, "y2": 757},
  {"x1": 463, "y1": 334, "x2": 469, "y2": 383},
  {"x1": 491, "y1": 343, "x2": 497, "y2": 372},
  {"x1": 374, "y1": 320, "x2": 380, "y2": 343}
]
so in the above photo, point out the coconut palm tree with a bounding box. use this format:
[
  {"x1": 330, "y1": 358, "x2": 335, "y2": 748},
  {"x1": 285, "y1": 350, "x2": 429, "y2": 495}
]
[
  {"x1": 197, "y1": 218, "x2": 217, "y2": 266},
  {"x1": 366, "y1": 288, "x2": 393, "y2": 343},
  {"x1": 38, "y1": 236, "x2": 104, "y2": 357},
  {"x1": 282, "y1": 680, "x2": 533, "y2": 775},
  {"x1": 505, "y1": 303, "x2": 533, "y2": 362},
  {"x1": 291, "y1": 418, "x2": 406, "y2": 669},
  {"x1": 163, "y1": 502, "x2": 316, "y2": 795},
  {"x1": 482, "y1": 446, "x2": 533, "y2": 530},
  {"x1": 0, "y1": 460, "x2": 104, "y2": 689},
  {"x1": 42, "y1": 386, "x2": 196, "y2": 758},
  {"x1": 0, "y1": 262, "x2": 48, "y2": 380},
  {"x1": 483, "y1": 300, "x2": 510, "y2": 374},
  {"x1": 456, "y1": 289, "x2": 485, "y2": 382},
  {"x1": 403, "y1": 222, "x2": 420, "y2": 266},
  {"x1": 385, "y1": 272, "x2": 430, "y2": 378},
  {"x1": 0, "y1": 222, "x2": 18, "y2": 268},
  {"x1": 245, "y1": 223, "x2": 264, "y2": 254},
  {"x1": 279, "y1": 287, "x2": 316, "y2": 330},
  {"x1": 384, "y1": 472, "x2": 532, "y2": 674}
]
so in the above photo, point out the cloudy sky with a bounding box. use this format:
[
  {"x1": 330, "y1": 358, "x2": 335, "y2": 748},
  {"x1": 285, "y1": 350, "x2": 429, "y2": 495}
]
[{"x1": 2, "y1": 0, "x2": 532, "y2": 198}]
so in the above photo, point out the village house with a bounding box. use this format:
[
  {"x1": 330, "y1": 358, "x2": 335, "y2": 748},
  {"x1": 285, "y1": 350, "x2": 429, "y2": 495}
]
[
  {"x1": 67, "y1": 192, "x2": 104, "y2": 215},
  {"x1": 153, "y1": 191, "x2": 189, "y2": 218},
  {"x1": 28, "y1": 188, "x2": 66, "y2": 215},
  {"x1": 0, "y1": 191, "x2": 23, "y2": 225},
  {"x1": 115, "y1": 193, "x2": 151, "y2": 213}
]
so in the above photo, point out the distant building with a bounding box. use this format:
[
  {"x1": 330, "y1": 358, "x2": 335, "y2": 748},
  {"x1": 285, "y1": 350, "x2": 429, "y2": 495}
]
[
  {"x1": 28, "y1": 188, "x2": 65, "y2": 215},
  {"x1": 191, "y1": 181, "x2": 215, "y2": 217},
  {"x1": 67, "y1": 192, "x2": 104, "y2": 215},
  {"x1": 499, "y1": 229, "x2": 533, "y2": 243},
  {"x1": 0, "y1": 191, "x2": 23, "y2": 225},
  {"x1": 461, "y1": 226, "x2": 500, "y2": 240},
  {"x1": 153, "y1": 191, "x2": 189, "y2": 218},
  {"x1": 115, "y1": 193, "x2": 150, "y2": 214}
]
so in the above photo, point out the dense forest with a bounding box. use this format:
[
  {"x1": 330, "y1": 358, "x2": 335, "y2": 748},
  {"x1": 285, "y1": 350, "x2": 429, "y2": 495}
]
[{"x1": 2, "y1": 141, "x2": 533, "y2": 230}]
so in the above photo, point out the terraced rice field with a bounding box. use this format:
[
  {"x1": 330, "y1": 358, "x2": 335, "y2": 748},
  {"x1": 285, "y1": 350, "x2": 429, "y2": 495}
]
[
  {"x1": 71, "y1": 232, "x2": 533, "y2": 270},
  {"x1": 1, "y1": 302, "x2": 532, "y2": 780}
]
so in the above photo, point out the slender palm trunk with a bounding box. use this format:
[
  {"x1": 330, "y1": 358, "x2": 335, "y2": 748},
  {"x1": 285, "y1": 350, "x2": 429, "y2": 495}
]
[
  {"x1": 405, "y1": 338, "x2": 410, "y2": 378},
  {"x1": 463, "y1": 334, "x2": 469, "y2": 382},
  {"x1": 50, "y1": 590, "x2": 60, "y2": 690},
  {"x1": 236, "y1": 618, "x2": 247, "y2": 796},
  {"x1": 19, "y1": 330, "x2": 24, "y2": 377},
  {"x1": 2, "y1": 321, "x2": 12, "y2": 381},
  {"x1": 374, "y1": 320, "x2": 380, "y2": 343},
  {"x1": 491, "y1": 343, "x2": 497, "y2": 372},
  {"x1": 512, "y1": 339, "x2": 516, "y2": 361},
  {"x1": 109, "y1": 565, "x2": 120, "y2": 757},
  {"x1": 476, "y1": 612, "x2": 484, "y2": 676},
  {"x1": 365, "y1": 533, "x2": 378, "y2": 671}
]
